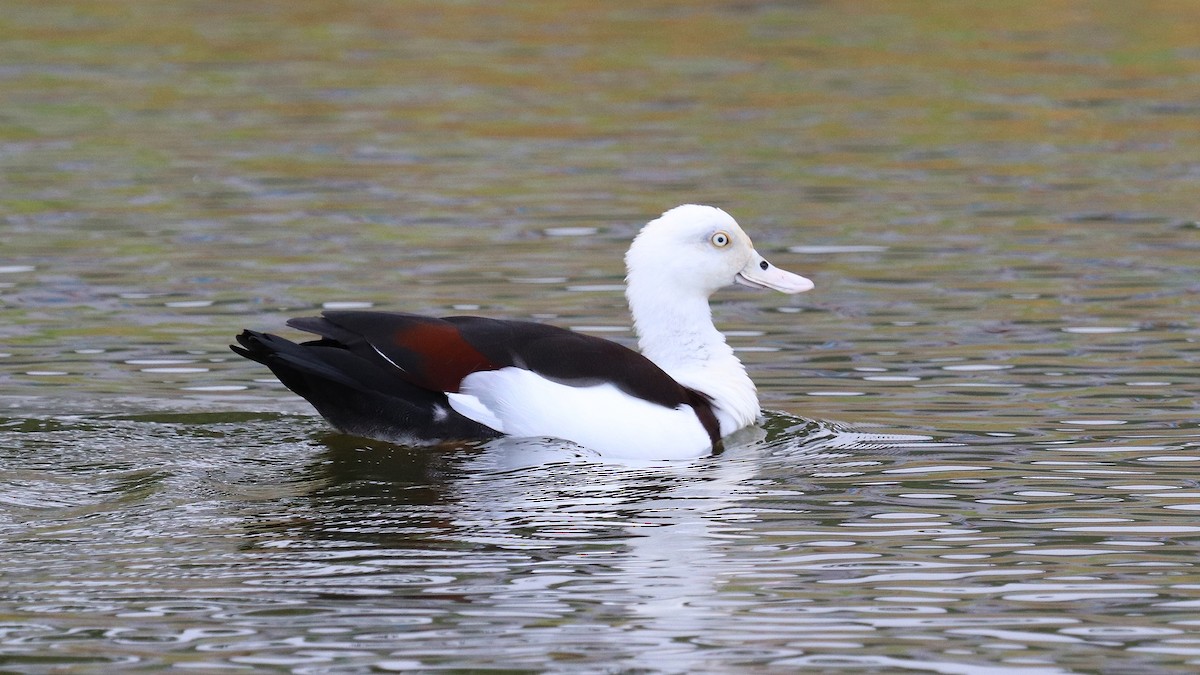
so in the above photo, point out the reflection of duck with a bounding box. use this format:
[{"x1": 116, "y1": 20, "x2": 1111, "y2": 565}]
[
  {"x1": 313, "y1": 433, "x2": 468, "y2": 504},
  {"x1": 267, "y1": 413, "x2": 839, "y2": 558},
  {"x1": 270, "y1": 417, "x2": 839, "y2": 670},
  {"x1": 233, "y1": 205, "x2": 813, "y2": 459}
]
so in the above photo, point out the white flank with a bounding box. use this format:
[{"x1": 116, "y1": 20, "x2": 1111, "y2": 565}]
[{"x1": 448, "y1": 367, "x2": 712, "y2": 460}]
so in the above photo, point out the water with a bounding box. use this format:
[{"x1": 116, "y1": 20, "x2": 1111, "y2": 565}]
[{"x1": 3, "y1": 1, "x2": 1200, "y2": 672}]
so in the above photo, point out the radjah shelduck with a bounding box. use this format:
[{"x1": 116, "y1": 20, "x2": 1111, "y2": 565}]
[{"x1": 233, "y1": 205, "x2": 814, "y2": 459}]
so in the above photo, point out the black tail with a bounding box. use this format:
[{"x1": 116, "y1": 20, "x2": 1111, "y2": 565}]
[{"x1": 232, "y1": 330, "x2": 500, "y2": 444}]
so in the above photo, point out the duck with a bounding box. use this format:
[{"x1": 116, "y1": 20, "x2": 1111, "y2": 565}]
[{"x1": 231, "y1": 204, "x2": 814, "y2": 459}]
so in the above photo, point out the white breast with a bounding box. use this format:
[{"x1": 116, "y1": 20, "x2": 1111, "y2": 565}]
[{"x1": 446, "y1": 367, "x2": 712, "y2": 460}]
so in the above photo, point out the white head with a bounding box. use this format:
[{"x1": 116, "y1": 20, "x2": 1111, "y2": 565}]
[
  {"x1": 625, "y1": 204, "x2": 814, "y2": 298},
  {"x1": 623, "y1": 205, "x2": 814, "y2": 436}
]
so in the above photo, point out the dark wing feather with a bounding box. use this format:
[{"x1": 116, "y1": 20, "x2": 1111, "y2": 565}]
[
  {"x1": 288, "y1": 312, "x2": 497, "y2": 393},
  {"x1": 302, "y1": 312, "x2": 685, "y2": 406}
]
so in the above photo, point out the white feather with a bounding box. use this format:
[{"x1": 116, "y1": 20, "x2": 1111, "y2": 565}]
[
  {"x1": 445, "y1": 392, "x2": 505, "y2": 433},
  {"x1": 448, "y1": 367, "x2": 712, "y2": 460}
]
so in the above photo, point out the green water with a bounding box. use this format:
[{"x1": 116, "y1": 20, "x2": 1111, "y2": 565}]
[{"x1": 3, "y1": 2, "x2": 1200, "y2": 672}]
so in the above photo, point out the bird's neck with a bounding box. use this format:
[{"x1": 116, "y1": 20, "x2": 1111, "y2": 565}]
[
  {"x1": 629, "y1": 292, "x2": 727, "y2": 367},
  {"x1": 625, "y1": 279, "x2": 760, "y2": 434}
]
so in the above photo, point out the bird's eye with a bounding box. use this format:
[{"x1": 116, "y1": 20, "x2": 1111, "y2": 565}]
[{"x1": 711, "y1": 231, "x2": 731, "y2": 248}]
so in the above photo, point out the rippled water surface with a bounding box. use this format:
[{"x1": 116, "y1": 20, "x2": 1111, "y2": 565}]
[{"x1": 4, "y1": 1, "x2": 1200, "y2": 672}]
